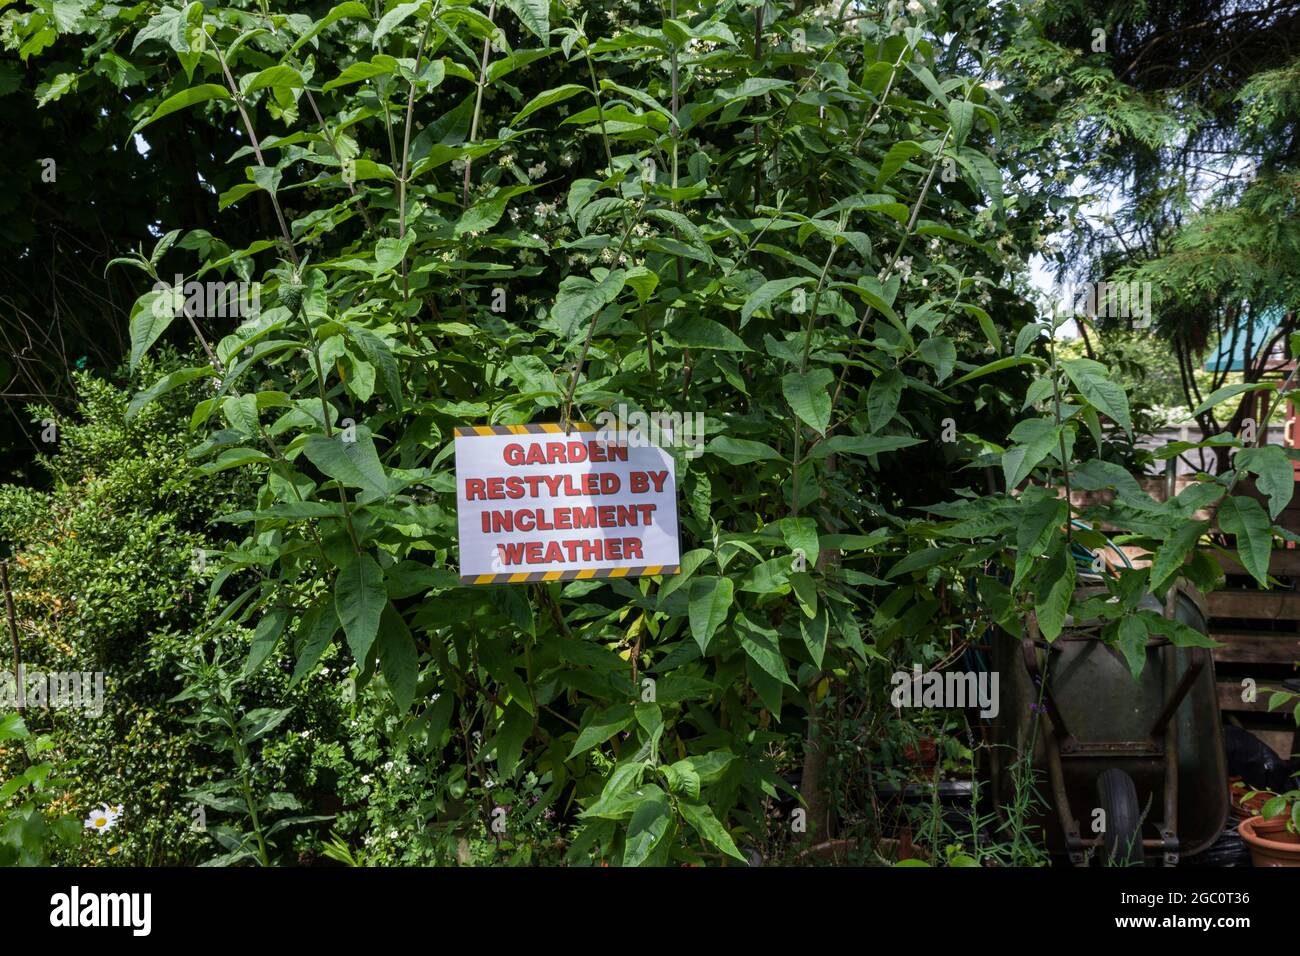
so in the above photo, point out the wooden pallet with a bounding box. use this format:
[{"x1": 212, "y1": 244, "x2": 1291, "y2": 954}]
[{"x1": 1203, "y1": 486, "x2": 1300, "y2": 758}]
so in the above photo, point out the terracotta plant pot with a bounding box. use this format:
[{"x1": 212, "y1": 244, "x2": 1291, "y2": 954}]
[
  {"x1": 1229, "y1": 778, "x2": 1277, "y2": 821},
  {"x1": 903, "y1": 737, "x2": 938, "y2": 767},
  {"x1": 1249, "y1": 814, "x2": 1300, "y2": 843},
  {"x1": 1238, "y1": 816, "x2": 1300, "y2": 866}
]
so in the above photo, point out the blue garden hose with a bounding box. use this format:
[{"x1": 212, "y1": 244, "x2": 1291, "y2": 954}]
[{"x1": 1070, "y1": 518, "x2": 1133, "y2": 576}]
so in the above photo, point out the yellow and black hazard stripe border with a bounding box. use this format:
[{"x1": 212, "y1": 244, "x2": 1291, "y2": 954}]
[
  {"x1": 455, "y1": 422, "x2": 675, "y2": 583},
  {"x1": 461, "y1": 565, "x2": 679, "y2": 586},
  {"x1": 454, "y1": 423, "x2": 600, "y2": 436}
]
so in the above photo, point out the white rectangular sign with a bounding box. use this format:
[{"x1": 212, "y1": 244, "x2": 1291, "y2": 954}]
[{"x1": 454, "y1": 423, "x2": 680, "y2": 584}]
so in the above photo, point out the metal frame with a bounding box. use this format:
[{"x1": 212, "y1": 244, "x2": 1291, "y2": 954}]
[{"x1": 1021, "y1": 612, "x2": 1208, "y2": 866}]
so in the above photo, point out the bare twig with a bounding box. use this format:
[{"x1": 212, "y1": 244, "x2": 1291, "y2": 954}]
[{"x1": 2, "y1": 561, "x2": 24, "y2": 709}]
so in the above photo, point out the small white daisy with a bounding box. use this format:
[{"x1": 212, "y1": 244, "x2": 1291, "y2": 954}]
[{"x1": 84, "y1": 804, "x2": 122, "y2": 833}]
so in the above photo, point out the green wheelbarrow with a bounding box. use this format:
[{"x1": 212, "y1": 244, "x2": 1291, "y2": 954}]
[{"x1": 983, "y1": 584, "x2": 1228, "y2": 865}]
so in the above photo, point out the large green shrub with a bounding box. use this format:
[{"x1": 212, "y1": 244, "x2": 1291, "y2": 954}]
[
  {"x1": 7, "y1": 0, "x2": 1293, "y2": 867},
  {"x1": 0, "y1": 360, "x2": 354, "y2": 864}
]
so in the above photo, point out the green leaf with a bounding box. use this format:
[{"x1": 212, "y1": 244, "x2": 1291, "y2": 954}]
[
  {"x1": 1149, "y1": 520, "x2": 1208, "y2": 592},
  {"x1": 688, "y1": 576, "x2": 733, "y2": 653},
  {"x1": 909, "y1": 63, "x2": 948, "y2": 104},
  {"x1": 568, "y1": 703, "x2": 634, "y2": 758},
  {"x1": 1143, "y1": 614, "x2": 1220, "y2": 649},
  {"x1": 635, "y1": 697, "x2": 663, "y2": 735},
  {"x1": 947, "y1": 99, "x2": 975, "y2": 145},
  {"x1": 131, "y1": 5, "x2": 189, "y2": 52},
  {"x1": 245, "y1": 606, "x2": 288, "y2": 676},
  {"x1": 239, "y1": 707, "x2": 293, "y2": 745},
  {"x1": 373, "y1": 1, "x2": 424, "y2": 46},
  {"x1": 887, "y1": 545, "x2": 964, "y2": 578},
  {"x1": 951, "y1": 355, "x2": 1040, "y2": 384},
  {"x1": 551, "y1": 271, "x2": 626, "y2": 339},
  {"x1": 128, "y1": 287, "x2": 181, "y2": 370},
  {"x1": 335, "y1": 552, "x2": 386, "y2": 662},
  {"x1": 705, "y1": 436, "x2": 785, "y2": 464},
  {"x1": 0, "y1": 713, "x2": 27, "y2": 743},
  {"x1": 36, "y1": 71, "x2": 78, "y2": 107},
  {"x1": 780, "y1": 517, "x2": 820, "y2": 568},
  {"x1": 789, "y1": 571, "x2": 817, "y2": 618},
  {"x1": 1115, "y1": 616, "x2": 1148, "y2": 681},
  {"x1": 868, "y1": 369, "x2": 902, "y2": 432},
  {"x1": 782, "y1": 368, "x2": 834, "y2": 435},
  {"x1": 303, "y1": 428, "x2": 392, "y2": 499},
  {"x1": 251, "y1": 165, "x2": 282, "y2": 195},
  {"x1": 566, "y1": 178, "x2": 601, "y2": 220},
  {"x1": 799, "y1": 607, "x2": 830, "y2": 668},
  {"x1": 194, "y1": 447, "x2": 272, "y2": 474},
  {"x1": 665, "y1": 316, "x2": 750, "y2": 352},
  {"x1": 806, "y1": 434, "x2": 922, "y2": 460},
  {"x1": 1061, "y1": 358, "x2": 1132, "y2": 435},
  {"x1": 131, "y1": 84, "x2": 230, "y2": 136},
  {"x1": 289, "y1": 601, "x2": 340, "y2": 687},
  {"x1": 290, "y1": 1, "x2": 370, "y2": 53},
  {"x1": 576, "y1": 197, "x2": 629, "y2": 235},
  {"x1": 495, "y1": 703, "x2": 532, "y2": 779},
  {"x1": 323, "y1": 55, "x2": 399, "y2": 91},
  {"x1": 511, "y1": 83, "x2": 586, "y2": 125},
  {"x1": 347, "y1": 326, "x2": 402, "y2": 409},
  {"x1": 1002, "y1": 419, "x2": 1061, "y2": 489},
  {"x1": 685, "y1": 751, "x2": 735, "y2": 785},
  {"x1": 222, "y1": 393, "x2": 259, "y2": 435},
  {"x1": 955, "y1": 146, "x2": 1003, "y2": 207},
  {"x1": 848, "y1": 274, "x2": 900, "y2": 322},
  {"x1": 919, "y1": 336, "x2": 957, "y2": 382},
  {"x1": 456, "y1": 190, "x2": 520, "y2": 236},
  {"x1": 1235, "y1": 445, "x2": 1294, "y2": 518},
  {"x1": 678, "y1": 801, "x2": 746, "y2": 862},
  {"x1": 378, "y1": 604, "x2": 418, "y2": 713},
  {"x1": 643, "y1": 208, "x2": 708, "y2": 252},
  {"x1": 1217, "y1": 495, "x2": 1274, "y2": 587},
  {"x1": 737, "y1": 615, "x2": 795, "y2": 687},
  {"x1": 657, "y1": 548, "x2": 711, "y2": 602},
  {"x1": 717, "y1": 77, "x2": 792, "y2": 100},
  {"x1": 1190, "y1": 381, "x2": 1276, "y2": 417},
  {"x1": 499, "y1": 0, "x2": 549, "y2": 39},
  {"x1": 1034, "y1": 543, "x2": 1075, "y2": 642},
  {"x1": 739, "y1": 556, "x2": 792, "y2": 594},
  {"x1": 242, "y1": 65, "x2": 303, "y2": 95},
  {"x1": 660, "y1": 760, "x2": 699, "y2": 800},
  {"x1": 582, "y1": 762, "x2": 648, "y2": 819},
  {"x1": 1014, "y1": 497, "x2": 1065, "y2": 589},
  {"x1": 623, "y1": 789, "x2": 671, "y2": 867},
  {"x1": 963, "y1": 303, "x2": 1000, "y2": 352},
  {"x1": 740, "y1": 277, "x2": 812, "y2": 325},
  {"x1": 1071, "y1": 458, "x2": 1147, "y2": 501},
  {"x1": 624, "y1": 265, "x2": 659, "y2": 303},
  {"x1": 876, "y1": 140, "x2": 925, "y2": 187},
  {"x1": 126, "y1": 365, "x2": 213, "y2": 420}
]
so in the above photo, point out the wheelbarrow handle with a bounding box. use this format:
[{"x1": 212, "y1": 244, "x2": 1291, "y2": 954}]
[{"x1": 1147, "y1": 645, "x2": 1207, "y2": 740}]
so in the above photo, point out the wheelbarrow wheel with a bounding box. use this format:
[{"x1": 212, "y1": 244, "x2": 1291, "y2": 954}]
[{"x1": 1097, "y1": 768, "x2": 1145, "y2": 866}]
